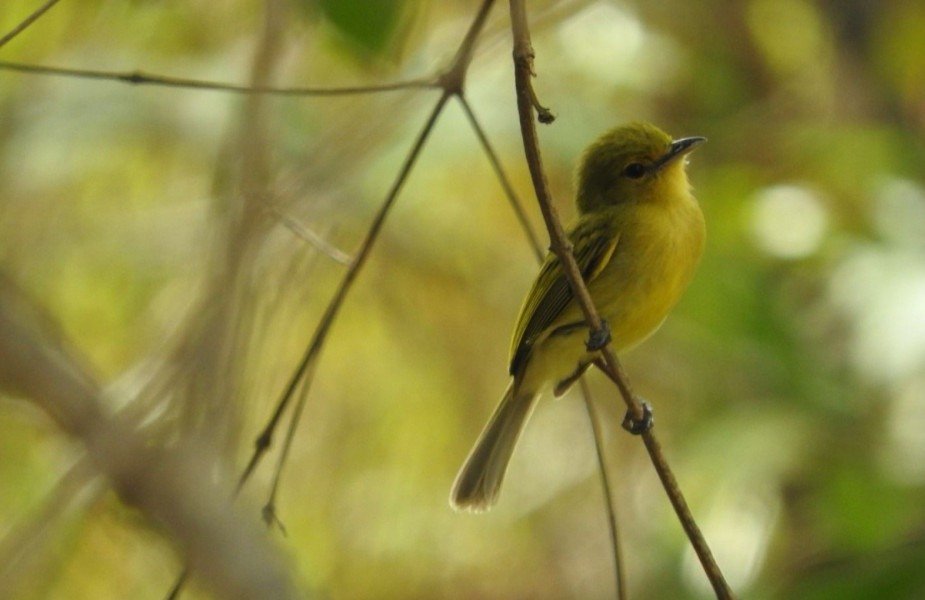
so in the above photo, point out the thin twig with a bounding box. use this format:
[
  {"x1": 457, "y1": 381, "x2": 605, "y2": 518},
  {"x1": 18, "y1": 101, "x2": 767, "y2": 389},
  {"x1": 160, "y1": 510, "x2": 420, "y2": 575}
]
[
  {"x1": 456, "y1": 94, "x2": 544, "y2": 262},
  {"x1": 244, "y1": 0, "x2": 497, "y2": 519},
  {"x1": 165, "y1": 570, "x2": 188, "y2": 600},
  {"x1": 0, "y1": 60, "x2": 437, "y2": 96},
  {"x1": 259, "y1": 99, "x2": 451, "y2": 520},
  {"x1": 508, "y1": 2, "x2": 733, "y2": 598},
  {"x1": 0, "y1": 0, "x2": 62, "y2": 49},
  {"x1": 457, "y1": 93, "x2": 625, "y2": 596},
  {"x1": 580, "y1": 378, "x2": 626, "y2": 600},
  {"x1": 267, "y1": 205, "x2": 352, "y2": 265}
]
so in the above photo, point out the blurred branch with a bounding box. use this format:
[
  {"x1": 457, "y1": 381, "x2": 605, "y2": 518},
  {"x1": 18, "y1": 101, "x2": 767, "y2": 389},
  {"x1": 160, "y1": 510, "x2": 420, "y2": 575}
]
[
  {"x1": 508, "y1": 2, "x2": 733, "y2": 598},
  {"x1": 0, "y1": 458, "x2": 104, "y2": 598},
  {"x1": 267, "y1": 204, "x2": 352, "y2": 265},
  {"x1": 165, "y1": 1, "x2": 296, "y2": 596},
  {"x1": 580, "y1": 378, "x2": 627, "y2": 600},
  {"x1": 456, "y1": 92, "x2": 626, "y2": 598},
  {"x1": 0, "y1": 59, "x2": 437, "y2": 96},
  {"x1": 456, "y1": 95, "x2": 544, "y2": 262},
  {"x1": 0, "y1": 273, "x2": 300, "y2": 600},
  {"x1": 0, "y1": 0, "x2": 61, "y2": 49}
]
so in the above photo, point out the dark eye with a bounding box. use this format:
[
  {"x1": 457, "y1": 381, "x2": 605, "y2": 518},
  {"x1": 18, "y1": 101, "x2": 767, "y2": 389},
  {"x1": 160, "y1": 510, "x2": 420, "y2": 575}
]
[{"x1": 623, "y1": 163, "x2": 646, "y2": 179}]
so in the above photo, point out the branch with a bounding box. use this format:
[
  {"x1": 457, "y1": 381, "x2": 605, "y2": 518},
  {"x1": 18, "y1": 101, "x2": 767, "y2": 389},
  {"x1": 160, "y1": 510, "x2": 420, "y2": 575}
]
[
  {"x1": 267, "y1": 205, "x2": 352, "y2": 265},
  {"x1": 245, "y1": 93, "x2": 452, "y2": 506},
  {"x1": 0, "y1": 60, "x2": 437, "y2": 96},
  {"x1": 456, "y1": 95, "x2": 544, "y2": 262},
  {"x1": 0, "y1": 0, "x2": 61, "y2": 49},
  {"x1": 0, "y1": 459, "x2": 103, "y2": 597},
  {"x1": 239, "y1": 0, "x2": 497, "y2": 520},
  {"x1": 508, "y1": 2, "x2": 733, "y2": 598},
  {"x1": 0, "y1": 274, "x2": 300, "y2": 600},
  {"x1": 580, "y1": 378, "x2": 627, "y2": 600}
]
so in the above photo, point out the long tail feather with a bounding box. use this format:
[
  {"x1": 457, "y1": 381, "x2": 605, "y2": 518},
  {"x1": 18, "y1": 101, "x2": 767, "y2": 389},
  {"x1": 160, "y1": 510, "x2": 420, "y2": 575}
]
[{"x1": 450, "y1": 384, "x2": 537, "y2": 512}]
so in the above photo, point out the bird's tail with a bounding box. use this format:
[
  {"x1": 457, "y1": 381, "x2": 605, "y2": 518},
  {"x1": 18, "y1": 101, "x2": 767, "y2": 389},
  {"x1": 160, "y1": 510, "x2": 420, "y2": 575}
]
[{"x1": 450, "y1": 383, "x2": 538, "y2": 512}]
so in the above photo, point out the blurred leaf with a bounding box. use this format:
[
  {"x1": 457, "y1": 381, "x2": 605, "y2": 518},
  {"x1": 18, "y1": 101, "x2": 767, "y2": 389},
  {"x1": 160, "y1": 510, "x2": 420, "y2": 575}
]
[
  {"x1": 314, "y1": 0, "x2": 407, "y2": 57},
  {"x1": 786, "y1": 538, "x2": 925, "y2": 599}
]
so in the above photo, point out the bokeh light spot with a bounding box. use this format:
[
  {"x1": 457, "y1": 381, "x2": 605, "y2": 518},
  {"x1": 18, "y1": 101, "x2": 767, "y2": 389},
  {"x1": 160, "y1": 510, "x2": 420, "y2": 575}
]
[{"x1": 750, "y1": 184, "x2": 829, "y2": 259}]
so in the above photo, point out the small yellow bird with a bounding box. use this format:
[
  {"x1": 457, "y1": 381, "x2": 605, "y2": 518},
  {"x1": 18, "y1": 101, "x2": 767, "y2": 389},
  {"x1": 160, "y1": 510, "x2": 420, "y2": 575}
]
[{"x1": 451, "y1": 122, "x2": 706, "y2": 511}]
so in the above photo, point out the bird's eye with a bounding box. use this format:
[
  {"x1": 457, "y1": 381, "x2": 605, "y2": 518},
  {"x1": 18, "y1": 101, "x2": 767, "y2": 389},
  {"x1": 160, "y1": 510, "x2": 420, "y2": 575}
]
[{"x1": 623, "y1": 163, "x2": 646, "y2": 179}]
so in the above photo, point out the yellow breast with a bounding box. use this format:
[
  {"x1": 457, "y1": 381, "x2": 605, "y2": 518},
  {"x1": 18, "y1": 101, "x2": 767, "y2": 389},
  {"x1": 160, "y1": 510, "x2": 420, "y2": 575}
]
[{"x1": 591, "y1": 192, "x2": 705, "y2": 351}]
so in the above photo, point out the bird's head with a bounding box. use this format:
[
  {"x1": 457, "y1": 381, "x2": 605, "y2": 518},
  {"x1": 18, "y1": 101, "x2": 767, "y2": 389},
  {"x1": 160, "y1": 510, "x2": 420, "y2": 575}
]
[{"x1": 575, "y1": 122, "x2": 705, "y2": 214}]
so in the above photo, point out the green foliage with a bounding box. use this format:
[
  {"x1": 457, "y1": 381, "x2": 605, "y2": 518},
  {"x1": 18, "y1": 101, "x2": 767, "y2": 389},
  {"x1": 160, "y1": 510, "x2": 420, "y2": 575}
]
[{"x1": 313, "y1": 0, "x2": 408, "y2": 57}]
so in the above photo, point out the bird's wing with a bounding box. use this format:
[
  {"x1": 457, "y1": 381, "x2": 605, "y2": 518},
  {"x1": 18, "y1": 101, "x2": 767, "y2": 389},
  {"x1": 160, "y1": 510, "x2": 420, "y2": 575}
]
[{"x1": 508, "y1": 219, "x2": 619, "y2": 376}]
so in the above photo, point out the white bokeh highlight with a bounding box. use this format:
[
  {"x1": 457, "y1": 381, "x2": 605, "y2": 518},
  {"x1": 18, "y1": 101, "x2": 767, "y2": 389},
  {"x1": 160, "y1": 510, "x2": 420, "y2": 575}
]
[{"x1": 750, "y1": 184, "x2": 829, "y2": 259}]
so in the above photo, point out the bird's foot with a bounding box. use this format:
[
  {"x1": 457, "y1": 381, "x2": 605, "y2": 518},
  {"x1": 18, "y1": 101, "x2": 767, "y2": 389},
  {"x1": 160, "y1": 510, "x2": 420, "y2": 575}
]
[
  {"x1": 622, "y1": 401, "x2": 654, "y2": 435},
  {"x1": 585, "y1": 320, "x2": 611, "y2": 352}
]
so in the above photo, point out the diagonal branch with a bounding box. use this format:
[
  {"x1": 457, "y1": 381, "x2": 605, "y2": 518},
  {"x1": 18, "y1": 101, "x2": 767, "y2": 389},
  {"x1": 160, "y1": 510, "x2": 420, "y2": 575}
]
[
  {"x1": 0, "y1": 458, "x2": 103, "y2": 597},
  {"x1": 240, "y1": 0, "x2": 498, "y2": 521},
  {"x1": 0, "y1": 0, "x2": 62, "y2": 49},
  {"x1": 508, "y1": 1, "x2": 733, "y2": 598},
  {"x1": 267, "y1": 204, "x2": 352, "y2": 265},
  {"x1": 259, "y1": 90, "x2": 452, "y2": 519},
  {"x1": 0, "y1": 274, "x2": 300, "y2": 600},
  {"x1": 456, "y1": 94, "x2": 544, "y2": 262}
]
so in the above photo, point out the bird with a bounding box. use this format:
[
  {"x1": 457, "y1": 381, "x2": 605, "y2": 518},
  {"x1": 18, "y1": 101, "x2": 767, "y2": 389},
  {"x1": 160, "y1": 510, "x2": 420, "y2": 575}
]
[{"x1": 451, "y1": 122, "x2": 706, "y2": 512}]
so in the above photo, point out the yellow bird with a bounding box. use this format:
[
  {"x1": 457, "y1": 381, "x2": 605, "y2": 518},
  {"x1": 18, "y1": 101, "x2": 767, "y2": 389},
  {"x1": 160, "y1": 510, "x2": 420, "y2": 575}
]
[{"x1": 451, "y1": 122, "x2": 706, "y2": 511}]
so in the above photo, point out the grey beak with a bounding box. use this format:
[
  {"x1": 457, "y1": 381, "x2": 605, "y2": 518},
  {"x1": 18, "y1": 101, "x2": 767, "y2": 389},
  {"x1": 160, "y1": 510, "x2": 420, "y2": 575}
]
[{"x1": 655, "y1": 136, "x2": 706, "y2": 170}]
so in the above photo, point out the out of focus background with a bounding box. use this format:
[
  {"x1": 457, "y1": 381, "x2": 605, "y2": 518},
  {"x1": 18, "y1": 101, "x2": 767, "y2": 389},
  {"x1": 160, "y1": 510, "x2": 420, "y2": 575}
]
[{"x1": 1, "y1": 0, "x2": 924, "y2": 598}]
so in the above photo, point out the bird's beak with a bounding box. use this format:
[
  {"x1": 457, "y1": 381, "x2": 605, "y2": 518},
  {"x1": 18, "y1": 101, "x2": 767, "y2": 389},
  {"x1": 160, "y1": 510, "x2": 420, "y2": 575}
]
[{"x1": 654, "y1": 136, "x2": 706, "y2": 171}]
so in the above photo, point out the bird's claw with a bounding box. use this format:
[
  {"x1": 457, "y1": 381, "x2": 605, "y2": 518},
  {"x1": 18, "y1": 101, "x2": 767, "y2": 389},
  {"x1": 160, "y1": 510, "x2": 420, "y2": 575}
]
[
  {"x1": 622, "y1": 401, "x2": 654, "y2": 435},
  {"x1": 586, "y1": 320, "x2": 611, "y2": 352}
]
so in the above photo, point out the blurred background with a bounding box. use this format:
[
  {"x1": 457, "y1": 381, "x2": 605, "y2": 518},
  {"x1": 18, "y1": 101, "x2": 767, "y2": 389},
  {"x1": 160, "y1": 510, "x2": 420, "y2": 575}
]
[{"x1": 1, "y1": 0, "x2": 924, "y2": 598}]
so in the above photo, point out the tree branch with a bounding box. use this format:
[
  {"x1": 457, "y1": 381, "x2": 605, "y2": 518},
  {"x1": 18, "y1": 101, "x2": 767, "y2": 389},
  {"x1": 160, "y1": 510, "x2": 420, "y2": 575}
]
[
  {"x1": 260, "y1": 90, "x2": 452, "y2": 518},
  {"x1": 580, "y1": 378, "x2": 627, "y2": 600},
  {"x1": 0, "y1": 60, "x2": 437, "y2": 95},
  {"x1": 0, "y1": 274, "x2": 300, "y2": 600},
  {"x1": 456, "y1": 94, "x2": 544, "y2": 262},
  {"x1": 508, "y1": 2, "x2": 733, "y2": 597},
  {"x1": 266, "y1": 205, "x2": 352, "y2": 265},
  {"x1": 238, "y1": 0, "x2": 498, "y2": 520},
  {"x1": 0, "y1": 0, "x2": 61, "y2": 49},
  {"x1": 0, "y1": 459, "x2": 103, "y2": 597}
]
